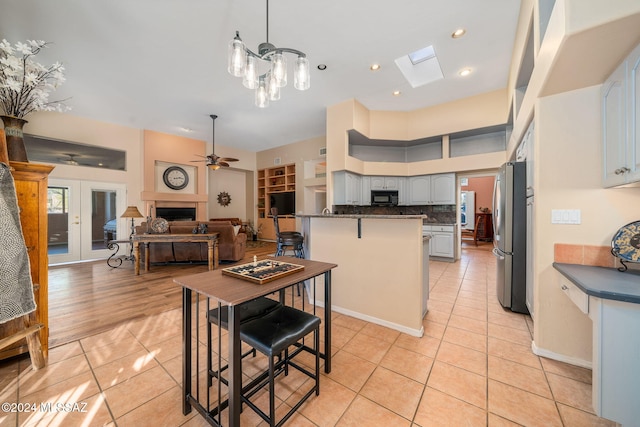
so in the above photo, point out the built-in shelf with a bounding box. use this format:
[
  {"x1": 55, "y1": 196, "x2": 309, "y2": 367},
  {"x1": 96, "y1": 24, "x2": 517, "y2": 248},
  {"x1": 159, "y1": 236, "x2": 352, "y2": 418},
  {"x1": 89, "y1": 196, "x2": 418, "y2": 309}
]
[
  {"x1": 449, "y1": 125, "x2": 509, "y2": 158},
  {"x1": 513, "y1": 17, "x2": 535, "y2": 119},
  {"x1": 347, "y1": 124, "x2": 509, "y2": 163},
  {"x1": 257, "y1": 164, "x2": 296, "y2": 240},
  {"x1": 538, "y1": 0, "x2": 557, "y2": 47},
  {"x1": 348, "y1": 130, "x2": 442, "y2": 163}
]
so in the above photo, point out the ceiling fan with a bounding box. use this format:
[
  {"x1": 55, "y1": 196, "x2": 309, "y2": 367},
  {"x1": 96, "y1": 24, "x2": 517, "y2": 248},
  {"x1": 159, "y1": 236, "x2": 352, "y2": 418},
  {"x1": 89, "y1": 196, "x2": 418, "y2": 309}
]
[
  {"x1": 192, "y1": 114, "x2": 239, "y2": 170},
  {"x1": 59, "y1": 153, "x2": 81, "y2": 165}
]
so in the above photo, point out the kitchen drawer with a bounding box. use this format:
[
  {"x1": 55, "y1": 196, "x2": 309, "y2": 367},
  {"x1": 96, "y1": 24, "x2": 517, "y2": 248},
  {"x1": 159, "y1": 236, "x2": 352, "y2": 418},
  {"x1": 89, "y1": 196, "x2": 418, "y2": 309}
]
[
  {"x1": 560, "y1": 277, "x2": 589, "y2": 314},
  {"x1": 431, "y1": 225, "x2": 454, "y2": 233}
]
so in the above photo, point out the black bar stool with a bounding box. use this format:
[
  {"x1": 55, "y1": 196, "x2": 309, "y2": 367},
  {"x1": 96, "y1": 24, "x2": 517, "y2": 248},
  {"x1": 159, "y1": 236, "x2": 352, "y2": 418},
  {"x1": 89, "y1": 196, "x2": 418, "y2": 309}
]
[
  {"x1": 206, "y1": 297, "x2": 282, "y2": 386},
  {"x1": 271, "y1": 207, "x2": 304, "y2": 258},
  {"x1": 271, "y1": 207, "x2": 305, "y2": 295},
  {"x1": 239, "y1": 305, "x2": 320, "y2": 427}
]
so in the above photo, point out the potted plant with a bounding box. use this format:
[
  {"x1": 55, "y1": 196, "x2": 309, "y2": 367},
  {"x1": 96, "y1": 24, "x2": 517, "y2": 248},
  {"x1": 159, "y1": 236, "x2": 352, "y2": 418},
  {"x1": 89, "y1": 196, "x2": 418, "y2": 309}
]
[
  {"x1": 0, "y1": 39, "x2": 69, "y2": 161},
  {"x1": 245, "y1": 221, "x2": 262, "y2": 241}
]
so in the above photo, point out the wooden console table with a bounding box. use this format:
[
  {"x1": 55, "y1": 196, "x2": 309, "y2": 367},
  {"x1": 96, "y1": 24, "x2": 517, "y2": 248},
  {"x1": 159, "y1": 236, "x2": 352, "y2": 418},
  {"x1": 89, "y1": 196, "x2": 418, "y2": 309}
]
[{"x1": 132, "y1": 233, "x2": 219, "y2": 275}]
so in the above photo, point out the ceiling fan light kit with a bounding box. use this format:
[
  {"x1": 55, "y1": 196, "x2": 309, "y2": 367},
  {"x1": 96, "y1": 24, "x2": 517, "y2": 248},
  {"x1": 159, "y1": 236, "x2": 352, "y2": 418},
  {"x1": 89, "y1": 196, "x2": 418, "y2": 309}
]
[{"x1": 227, "y1": 0, "x2": 310, "y2": 108}]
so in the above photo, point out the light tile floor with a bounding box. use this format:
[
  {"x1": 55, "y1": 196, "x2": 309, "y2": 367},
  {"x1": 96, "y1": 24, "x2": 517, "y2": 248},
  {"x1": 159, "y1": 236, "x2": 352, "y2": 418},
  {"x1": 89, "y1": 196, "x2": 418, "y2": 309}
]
[{"x1": 0, "y1": 249, "x2": 620, "y2": 426}]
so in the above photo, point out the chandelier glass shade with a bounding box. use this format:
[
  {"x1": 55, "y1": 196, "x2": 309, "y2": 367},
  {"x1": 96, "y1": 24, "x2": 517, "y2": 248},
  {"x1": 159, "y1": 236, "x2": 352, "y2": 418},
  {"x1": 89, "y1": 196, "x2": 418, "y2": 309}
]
[{"x1": 227, "y1": 0, "x2": 310, "y2": 108}]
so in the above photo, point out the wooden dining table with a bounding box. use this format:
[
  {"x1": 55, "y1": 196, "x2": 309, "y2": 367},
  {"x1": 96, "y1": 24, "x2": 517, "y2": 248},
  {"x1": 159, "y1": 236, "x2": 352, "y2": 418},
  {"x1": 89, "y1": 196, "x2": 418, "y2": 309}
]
[{"x1": 173, "y1": 256, "x2": 337, "y2": 427}]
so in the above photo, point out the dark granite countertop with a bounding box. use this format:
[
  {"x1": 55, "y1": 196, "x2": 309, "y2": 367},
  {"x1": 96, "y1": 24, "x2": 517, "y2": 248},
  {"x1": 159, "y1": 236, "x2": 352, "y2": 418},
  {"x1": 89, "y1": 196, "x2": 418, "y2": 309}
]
[
  {"x1": 553, "y1": 262, "x2": 640, "y2": 304},
  {"x1": 298, "y1": 214, "x2": 426, "y2": 219}
]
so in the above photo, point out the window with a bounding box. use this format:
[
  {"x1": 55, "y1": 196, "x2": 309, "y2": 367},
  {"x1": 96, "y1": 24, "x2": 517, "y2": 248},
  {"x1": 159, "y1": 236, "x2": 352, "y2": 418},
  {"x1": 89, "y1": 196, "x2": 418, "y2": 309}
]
[{"x1": 48, "y1": 187, "x2": 69, "y2": 214}]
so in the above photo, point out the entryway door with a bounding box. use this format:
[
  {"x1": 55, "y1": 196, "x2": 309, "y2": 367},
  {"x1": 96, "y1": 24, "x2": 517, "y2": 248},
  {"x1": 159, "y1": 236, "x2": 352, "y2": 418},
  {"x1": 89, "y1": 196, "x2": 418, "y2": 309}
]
[{"x1": 48, "y1": 179, "x2": 127, "y2": 264}]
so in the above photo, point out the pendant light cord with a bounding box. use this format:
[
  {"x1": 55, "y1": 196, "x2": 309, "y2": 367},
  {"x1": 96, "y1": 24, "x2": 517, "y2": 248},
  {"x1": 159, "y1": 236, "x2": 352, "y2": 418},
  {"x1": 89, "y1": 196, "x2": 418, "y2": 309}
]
[{"x1": 266, "y1": 0, "x2": 270, "y2": 44}]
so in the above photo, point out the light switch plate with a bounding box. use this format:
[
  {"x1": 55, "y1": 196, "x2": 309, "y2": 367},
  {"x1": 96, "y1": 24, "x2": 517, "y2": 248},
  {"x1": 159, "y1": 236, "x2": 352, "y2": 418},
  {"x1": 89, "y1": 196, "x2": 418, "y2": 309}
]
[{"x1": 551, "y1": 209, "x2": 581, "y2": 224}]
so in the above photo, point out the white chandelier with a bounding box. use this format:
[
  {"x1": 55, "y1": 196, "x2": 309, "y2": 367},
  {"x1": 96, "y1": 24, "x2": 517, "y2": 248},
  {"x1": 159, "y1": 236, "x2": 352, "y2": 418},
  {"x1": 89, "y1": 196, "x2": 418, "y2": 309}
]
[{"x1": 227, "y1": 0, "x2": 310, "y2": 108}]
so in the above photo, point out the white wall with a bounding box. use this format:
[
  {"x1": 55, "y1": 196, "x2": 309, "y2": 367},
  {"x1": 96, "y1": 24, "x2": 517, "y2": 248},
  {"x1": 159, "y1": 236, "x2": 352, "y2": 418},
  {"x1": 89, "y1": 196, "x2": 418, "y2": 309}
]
[
  {"x1": 207, "y1": 168, "x2": 247, "y2": 220},
  {"x1": 534, "y1": 85, "x2": 640, "y2": 363}
]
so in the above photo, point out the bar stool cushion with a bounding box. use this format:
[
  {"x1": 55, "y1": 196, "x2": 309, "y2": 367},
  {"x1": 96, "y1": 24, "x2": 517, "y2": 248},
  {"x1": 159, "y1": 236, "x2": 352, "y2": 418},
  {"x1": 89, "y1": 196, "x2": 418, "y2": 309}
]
[
  {"x1": 240, "y1": 305, "x2": 320, "y2": 357},
  {"x1": 208, "y1": 297, "x2": 281, "y2": 329}
]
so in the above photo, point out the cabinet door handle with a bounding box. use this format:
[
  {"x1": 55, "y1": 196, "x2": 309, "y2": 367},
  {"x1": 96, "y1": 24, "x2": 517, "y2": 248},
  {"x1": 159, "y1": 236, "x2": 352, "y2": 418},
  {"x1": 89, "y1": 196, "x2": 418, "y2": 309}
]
[
  {"x1": 615, "y1": 167, "x2": 631, "y2": 175},
  {"x1": 561, "y1": 285, "x2": 568, "y2": 290}
]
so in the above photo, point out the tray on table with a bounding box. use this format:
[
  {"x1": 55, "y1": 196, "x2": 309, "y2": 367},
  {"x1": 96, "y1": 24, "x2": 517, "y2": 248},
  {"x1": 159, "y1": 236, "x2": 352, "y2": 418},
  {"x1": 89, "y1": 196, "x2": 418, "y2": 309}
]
[{"x1": 222, "y1": 260, "x2": 305, "y2": 284}]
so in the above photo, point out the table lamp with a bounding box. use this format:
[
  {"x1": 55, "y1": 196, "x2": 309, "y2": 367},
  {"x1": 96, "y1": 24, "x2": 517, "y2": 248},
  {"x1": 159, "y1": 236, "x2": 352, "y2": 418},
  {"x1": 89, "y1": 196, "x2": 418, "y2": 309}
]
[
  {"x1": 121, "y1": 206, "x2": 143, "y2": 259},
  {"x1": 121, "y1": 205, "x2": 143, "y2": 238}
]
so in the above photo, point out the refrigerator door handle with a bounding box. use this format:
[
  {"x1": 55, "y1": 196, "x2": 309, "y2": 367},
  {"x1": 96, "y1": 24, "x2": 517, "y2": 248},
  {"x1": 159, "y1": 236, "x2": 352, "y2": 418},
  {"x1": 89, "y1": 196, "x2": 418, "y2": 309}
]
[
  {"x1": 492, "y1": 247, "x2": 505, "y2": 260},
  {"x1": 492, "y1": 175, "x2": 500, "y2": 248}
]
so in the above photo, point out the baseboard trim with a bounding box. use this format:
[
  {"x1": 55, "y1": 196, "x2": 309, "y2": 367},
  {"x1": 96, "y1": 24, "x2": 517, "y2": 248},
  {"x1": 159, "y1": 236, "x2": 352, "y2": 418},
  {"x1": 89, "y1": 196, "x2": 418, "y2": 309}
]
[
  {"x1": 531, "y1": 340, "x2": 592, "y2": 369},
  {"x1": 307, "y1": 290, "x2": 423, "y2": 337}
]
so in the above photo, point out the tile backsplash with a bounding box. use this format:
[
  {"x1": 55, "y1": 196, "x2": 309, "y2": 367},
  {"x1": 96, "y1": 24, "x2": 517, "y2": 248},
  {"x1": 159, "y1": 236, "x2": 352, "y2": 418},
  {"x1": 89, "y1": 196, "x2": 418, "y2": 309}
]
[
  {"x1": 332, "y1": 204, "x2": 457, "y2": 224},
  {"x1": 554, "y1": 243, "x2": 621, "y2": 269}
]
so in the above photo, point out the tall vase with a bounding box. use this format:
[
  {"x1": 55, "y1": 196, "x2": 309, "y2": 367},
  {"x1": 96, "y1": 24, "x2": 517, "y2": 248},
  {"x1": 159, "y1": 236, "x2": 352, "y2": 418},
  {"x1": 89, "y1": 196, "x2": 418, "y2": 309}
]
[{"x1": 0, "y1": 116, "x2": 29, "y2": 162}]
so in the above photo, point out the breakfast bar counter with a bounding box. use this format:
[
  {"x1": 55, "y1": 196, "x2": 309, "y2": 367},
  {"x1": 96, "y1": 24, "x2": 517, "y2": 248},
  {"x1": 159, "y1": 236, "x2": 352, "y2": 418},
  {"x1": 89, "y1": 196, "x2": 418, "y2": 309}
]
[{"x1": 299, "y1": 214, "x2": 428, "y2": 336}]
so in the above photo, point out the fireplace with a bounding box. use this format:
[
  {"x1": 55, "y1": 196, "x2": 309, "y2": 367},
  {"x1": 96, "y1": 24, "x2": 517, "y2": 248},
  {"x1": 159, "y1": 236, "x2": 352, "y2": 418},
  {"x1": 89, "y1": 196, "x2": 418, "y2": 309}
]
[{"x1": 155, "y1": 207, "x2": 196, "y2": 221}]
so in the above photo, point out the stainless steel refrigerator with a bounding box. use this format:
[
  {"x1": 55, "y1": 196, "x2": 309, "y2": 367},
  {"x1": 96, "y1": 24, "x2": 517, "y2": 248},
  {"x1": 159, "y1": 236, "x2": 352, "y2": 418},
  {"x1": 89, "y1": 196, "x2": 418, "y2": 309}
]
[{"x1": 492, "y1": 161, "x2": 528, "y2": 314}]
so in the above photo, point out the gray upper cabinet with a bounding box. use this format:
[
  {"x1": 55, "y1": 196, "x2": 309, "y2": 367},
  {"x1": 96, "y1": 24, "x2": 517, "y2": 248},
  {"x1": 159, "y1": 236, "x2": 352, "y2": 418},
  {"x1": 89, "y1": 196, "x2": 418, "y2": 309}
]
[
  {"x1": 603, "y1": 42, "x2": 640, "y2": 187},
  {"x1": 370, "y1": 176, "x2": 400, "y2": 190},
  {"x1": 335, "y1": 171, "x2": 454, "y2": 206},
  {"x1": 430, "y1": 173, "x2": 456, "y2": 204},
  {"x1": 408, "y1": 176, "x2": 430, "y2": 204},
  {"x1": 408, "y1": 173, "x2": 456, "y2": 205},
  {"x1": 334, "y1": 171, "x2": 362, "y2": 205},
  {"x1": 361, "y1": 176, "x2": 371, "y2": 205}
]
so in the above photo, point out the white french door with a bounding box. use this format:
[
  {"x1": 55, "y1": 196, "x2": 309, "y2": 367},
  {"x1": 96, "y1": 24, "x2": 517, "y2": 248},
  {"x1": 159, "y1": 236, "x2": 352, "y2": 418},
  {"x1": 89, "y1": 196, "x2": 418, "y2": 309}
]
[{"x1": 48, "y1": 179, "x2": 127, "y2": 264}]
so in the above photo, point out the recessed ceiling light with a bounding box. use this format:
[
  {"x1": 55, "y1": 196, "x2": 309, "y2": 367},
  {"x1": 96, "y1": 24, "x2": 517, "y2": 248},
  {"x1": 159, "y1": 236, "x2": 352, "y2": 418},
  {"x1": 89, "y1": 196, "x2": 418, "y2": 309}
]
[
  {"x1": 392, "y1": 90, "x2": 401, "y2": 96},
  {"x1": 370, "y1": 64, "x2": 381, "y2": 71},
  {"x1": 180, "y1": 127, "x2": 194, "y2": 133},
  {"x1": 459, "y1": 68, "x2": 472, "y2": 77},
  {"x1": 452, "y1": 28, "x2": 466, "y2": 38},
  {"x1": 317, "y1": 64, "x2": 327, "y2": 70}
]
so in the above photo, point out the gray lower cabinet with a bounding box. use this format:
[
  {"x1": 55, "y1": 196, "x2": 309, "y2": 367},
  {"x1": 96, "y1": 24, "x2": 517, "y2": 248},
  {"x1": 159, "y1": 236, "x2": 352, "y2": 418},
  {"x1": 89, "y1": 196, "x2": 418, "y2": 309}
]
[
  {"x1": 424, "y1": 225, "x2": 455, "y2": 258},
  {"x1": 558, "y1": 273, "x2": 640, "y2": 426}
]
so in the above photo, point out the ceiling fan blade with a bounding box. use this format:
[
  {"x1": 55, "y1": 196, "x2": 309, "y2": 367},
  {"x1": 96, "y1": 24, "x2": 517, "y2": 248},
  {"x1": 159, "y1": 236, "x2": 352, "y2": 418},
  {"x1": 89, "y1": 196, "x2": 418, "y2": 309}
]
[
  {"x1": 218, "y1": 161, "x2": 230, "y2": 167},
  {"x1": 219, "y1": 157, "x2": 239, "y2": 162},
  {"x1": 189, "y1": 159, "x2": 207, "y2": 162}
]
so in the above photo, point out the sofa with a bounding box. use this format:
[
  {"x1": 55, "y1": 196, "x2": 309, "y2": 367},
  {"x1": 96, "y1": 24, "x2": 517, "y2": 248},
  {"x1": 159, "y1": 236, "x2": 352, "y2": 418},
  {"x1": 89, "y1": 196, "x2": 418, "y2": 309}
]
[
  {"x1": 135, "y1": 220, "x2": 247, "y2": 263},
  {"x1": 209, "y1": 217, "x2": 247, "y2": 234}
]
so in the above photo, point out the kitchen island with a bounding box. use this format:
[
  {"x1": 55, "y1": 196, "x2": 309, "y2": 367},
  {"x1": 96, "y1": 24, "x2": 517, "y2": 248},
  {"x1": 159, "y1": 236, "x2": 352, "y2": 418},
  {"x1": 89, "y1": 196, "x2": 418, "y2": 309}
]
[{"x1": 299, "y1": 214, "x2": 428, "y2": 336}]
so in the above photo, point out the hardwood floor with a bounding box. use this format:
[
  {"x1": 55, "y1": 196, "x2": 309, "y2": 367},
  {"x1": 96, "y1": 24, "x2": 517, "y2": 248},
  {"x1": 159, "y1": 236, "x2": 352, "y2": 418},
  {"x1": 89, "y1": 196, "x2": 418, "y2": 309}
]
[{"x1": 48, "y1": 239, "x2": 278, "y2": 349}]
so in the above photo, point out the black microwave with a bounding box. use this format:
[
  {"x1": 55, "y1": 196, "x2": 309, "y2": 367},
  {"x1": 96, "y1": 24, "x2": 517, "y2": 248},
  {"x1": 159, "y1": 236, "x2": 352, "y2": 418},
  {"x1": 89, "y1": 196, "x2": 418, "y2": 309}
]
[{"x1": 371, "y1": 190, "x2": 398, "y2": 206}]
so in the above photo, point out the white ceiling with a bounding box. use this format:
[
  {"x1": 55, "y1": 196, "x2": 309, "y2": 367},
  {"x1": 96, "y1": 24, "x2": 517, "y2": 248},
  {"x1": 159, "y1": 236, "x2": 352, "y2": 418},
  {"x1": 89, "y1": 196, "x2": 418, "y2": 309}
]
[{"x1": 1, "y1": 0, "x2": 521, "y2": 153}]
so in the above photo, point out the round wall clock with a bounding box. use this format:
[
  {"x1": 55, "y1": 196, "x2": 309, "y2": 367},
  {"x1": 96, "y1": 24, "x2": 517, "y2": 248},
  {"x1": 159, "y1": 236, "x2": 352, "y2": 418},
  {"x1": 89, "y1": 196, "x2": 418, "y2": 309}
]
[
  {"x1": 217, "y1": 191, "x2": 231, "y2": 207},
  {"x1": 163, "y1": 166, "x2": 189, "y2": 190},
  {"x1": 611, "y1": 220, "x2": 640, "y2": 271}
]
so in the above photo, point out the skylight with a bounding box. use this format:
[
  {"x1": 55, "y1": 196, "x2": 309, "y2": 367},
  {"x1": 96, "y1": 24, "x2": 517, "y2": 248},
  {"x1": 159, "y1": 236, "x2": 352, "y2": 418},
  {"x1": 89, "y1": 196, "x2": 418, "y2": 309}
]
[
  {"x1": 395, "y1": 44, "x2": 443, "y2": 89},
  {"x1": 408, "y1": 45, "x2": 436, "y2": 65}
]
